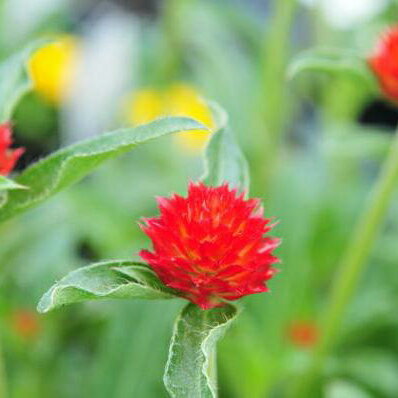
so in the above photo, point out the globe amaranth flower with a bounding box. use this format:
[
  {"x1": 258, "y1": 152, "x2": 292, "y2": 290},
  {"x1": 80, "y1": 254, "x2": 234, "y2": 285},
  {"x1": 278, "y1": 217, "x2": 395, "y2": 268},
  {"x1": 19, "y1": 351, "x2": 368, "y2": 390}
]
[
  {"x1": 124, "y1": 83, "x2": 215, "y2": 153},
  {"x1": 368, "y1": 26, "x2": 398, "y2": 102},
  {"x1": 0, "y1": 123, "x2": 24, "y2": 176},
  {"x1": 139, "y1": 182, "x2": 280, "y2": 309}
]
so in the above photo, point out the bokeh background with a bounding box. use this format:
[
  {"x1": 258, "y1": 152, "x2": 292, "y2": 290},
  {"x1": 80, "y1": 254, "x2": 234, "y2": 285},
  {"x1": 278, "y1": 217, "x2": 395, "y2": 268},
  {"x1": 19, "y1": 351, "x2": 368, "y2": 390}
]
[{"x1": 1, "y1": 0, "x2": 398, "y2": 397}]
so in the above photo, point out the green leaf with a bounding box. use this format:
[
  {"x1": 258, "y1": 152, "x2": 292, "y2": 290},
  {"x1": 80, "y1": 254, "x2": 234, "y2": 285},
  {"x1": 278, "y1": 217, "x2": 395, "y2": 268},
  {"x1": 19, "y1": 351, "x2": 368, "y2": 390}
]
[
  {"x1": 288, "y1": 48, "x2": 379, "y2": 93},
  {"x1": 164, "y1": 303, "x2": 238, "y2": 398},
  {"x1": 203, "y1": 102, "x2": 249, "y2": 191},
  {"x1": 37, "y1": 260, "x2": 178, "y2": 313},
  {"x1": 0, "y1": 40, "x2": 47, "y2": 123},
  {"x1": 0, "y1": 175, "x2": 27, "y2": 191},
  {"x1": 0, "y1": 177, "x2": 26, "y2": 207},
  {"x1": 0, "y1": 117, "x2": 205, "y2": 222},
  {"x1": 112, "y1": 263, "x2": 176, "y2": 295}
]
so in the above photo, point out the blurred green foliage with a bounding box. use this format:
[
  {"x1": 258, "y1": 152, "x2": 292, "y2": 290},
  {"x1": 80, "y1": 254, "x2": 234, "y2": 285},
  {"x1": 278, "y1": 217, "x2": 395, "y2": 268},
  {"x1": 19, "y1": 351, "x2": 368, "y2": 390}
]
[{"x1": 1, "y1": 0, "x2": 398, "y2": 397}]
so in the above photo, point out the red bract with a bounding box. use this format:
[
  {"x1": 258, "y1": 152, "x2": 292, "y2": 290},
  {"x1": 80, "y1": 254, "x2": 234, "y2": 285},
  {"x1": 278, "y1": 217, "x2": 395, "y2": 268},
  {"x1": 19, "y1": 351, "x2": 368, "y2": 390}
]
[
  {"x1": 0, "y1": 123, "x2": 24, "y2": 176},
  {"x1": 368, "y1": 26, "x2": 398, "y2": 102},
  {"x1": 139, "y1": 182, "x2": 280, "y2": 309}
]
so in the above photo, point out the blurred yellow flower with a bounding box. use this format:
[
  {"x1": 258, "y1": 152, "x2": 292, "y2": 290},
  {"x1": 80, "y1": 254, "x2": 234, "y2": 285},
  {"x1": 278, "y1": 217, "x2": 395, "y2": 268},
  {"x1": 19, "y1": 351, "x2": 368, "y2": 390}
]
[
  {"x1": 125, "y1": 83, "x2": 214, "y2": 153},
  {"x1": 126, "y1": 89, "x2": 163, "y2": 126},
  {"x1": 29, "y1": 35, "x2": 78, "y2": 104}
]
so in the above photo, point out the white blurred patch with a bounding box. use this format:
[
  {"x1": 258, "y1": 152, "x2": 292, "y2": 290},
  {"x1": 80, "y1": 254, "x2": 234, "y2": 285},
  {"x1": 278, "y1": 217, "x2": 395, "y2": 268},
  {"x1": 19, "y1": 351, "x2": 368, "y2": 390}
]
[
  {"x1": 2, "y1": 0, "x2": 67, "y2": 43},
  {"x1": 298, "y1": 0, "x2": 317, "y2": 6},
  {"x1": 298, "y1": 0, "x2": 388, "y2": 29},
  {"x1": 322, "y1": 0, "x2": 388, "y2": 29},
  {"x1": 62, "y1": 6, "x2": 139, "y2": 143},
  {"x1": 325, "y1": 380, "x2": 371, "y2": 398}
]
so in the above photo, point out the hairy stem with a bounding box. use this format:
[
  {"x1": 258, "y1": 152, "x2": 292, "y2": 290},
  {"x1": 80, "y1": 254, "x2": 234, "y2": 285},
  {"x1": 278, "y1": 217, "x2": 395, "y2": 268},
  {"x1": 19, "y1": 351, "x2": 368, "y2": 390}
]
[{"x1": 208, "y1": 348, "x2": 218, "y2": 395}]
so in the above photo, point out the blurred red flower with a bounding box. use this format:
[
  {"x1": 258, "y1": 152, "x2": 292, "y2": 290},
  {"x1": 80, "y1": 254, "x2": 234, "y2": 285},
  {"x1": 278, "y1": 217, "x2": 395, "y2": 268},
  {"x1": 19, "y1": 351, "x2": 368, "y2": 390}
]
[
  {"x1": 0, "y1": 123, "x2": 24, "y2": 176},
  {"x1": 12, "y1": 310, "x2": 40, "y2": 340},
  {"x1": 288, "y1": 321, "x2": 318, "y2": 348},
  {"x1": 140, "y1": 182, "x2": 280, "y2": 309},
  {"x1": 369, "y1": 26, "x2": 398, "y2": 102}
]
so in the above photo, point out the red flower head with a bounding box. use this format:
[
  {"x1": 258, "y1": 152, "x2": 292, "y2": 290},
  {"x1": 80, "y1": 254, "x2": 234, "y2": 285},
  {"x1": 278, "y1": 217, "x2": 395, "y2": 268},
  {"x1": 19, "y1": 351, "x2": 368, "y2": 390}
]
[
  {"x1": 0, "y1": 123, "x2": 24, "y2": 176},
  {"x1": 139, "y1": 182, "x2": 280, "y2": 309},
  {"x1": 368, "y1": 26, "x2": 398, "y2": 102}
]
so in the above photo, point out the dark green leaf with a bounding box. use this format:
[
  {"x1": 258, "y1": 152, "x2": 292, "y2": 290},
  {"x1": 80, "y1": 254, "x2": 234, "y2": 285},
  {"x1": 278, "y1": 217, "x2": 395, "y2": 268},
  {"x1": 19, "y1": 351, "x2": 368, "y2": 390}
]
[
  {"x1": 164, "y1": 303, "x2": 238, "y2": 398},
  {"x1": 0, "y1": 117, "x2": 205, "y2": 222},
  {"x1": 288, "y1": 48, "x2": 379, "y2": 94},
  {"x1": 203, "y1": 102, "x2": 249, "y2": 191},
  {"x1": 37, "y1": 260, "x2": 178, "y2": 313}
]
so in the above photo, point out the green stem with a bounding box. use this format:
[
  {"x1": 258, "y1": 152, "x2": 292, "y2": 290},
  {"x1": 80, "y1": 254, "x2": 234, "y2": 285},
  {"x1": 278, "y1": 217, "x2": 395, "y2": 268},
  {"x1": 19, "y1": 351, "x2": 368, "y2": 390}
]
[
  {"x1": 294, "y1": 127, "x2": 398, "y2": 396},
  {"x1": 160, "y1": 0, "x2": 185, "y2": 84},
  {"x1": 253, "y1": 0, "x2": 297, "y2": 193},
  {"x1": 262, "y1": 0, "x2": 297, "y2": 133},
  {"x1": 203, "y1": 308, "x2": 218, "y2": 395},
  {"x1": 0, "y1": 337, "x2": 8, "y2": 398}
]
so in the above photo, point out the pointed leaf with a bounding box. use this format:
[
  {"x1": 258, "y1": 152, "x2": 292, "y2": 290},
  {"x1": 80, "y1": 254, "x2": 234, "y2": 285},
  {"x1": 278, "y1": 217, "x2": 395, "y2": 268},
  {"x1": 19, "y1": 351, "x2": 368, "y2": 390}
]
[
  {"x1": 202, "y1": 102, "x2": 249, "y2": 191},
  {"x1": 164, "y1": 303, "x2": 238, "y2": 398},
  {"x1": 37, "y1": 260, "x2": 178, "y2": 313},
  {"x1": 0, "y1": 176, "x2": 26, "y2": 191},
  {"x1": 288, "y1": 48, "x2": 378, "y2": 93},
  {"x1": 0, "y1": 117, "x2": 205, "y2": 222},
  {"x1": 0, "y1": 177, "x2": 26, "y2": 207}
]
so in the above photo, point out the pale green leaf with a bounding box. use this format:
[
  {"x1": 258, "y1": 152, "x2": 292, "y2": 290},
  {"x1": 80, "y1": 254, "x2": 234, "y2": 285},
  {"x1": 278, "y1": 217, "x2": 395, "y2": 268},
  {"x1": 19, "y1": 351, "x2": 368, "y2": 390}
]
[
  {"x1": 37, "y1": 260, "x2": 178, "y2": 313},
  {"x1": 203, "y1": 102, "x2": 249, "y2": 191},
  {"x1": 0, "y1": 177, "x2": 26, "y2": 207},
  {"x1": 288, "y1": 48, "x2": 378, "y2": 93},
  {"x1": 112, "y1": 263, "x2": 176, "y2": 295},
  {"x1": 326, "y1": 380, "x2": 371, "y2": 398},
  {"x1": 0, "y1": 117, "x2": 205, "y2": 222},
  {"x1": 164, "y1": 303, "x2": 238, "y2": 398},
  {"x1": 0, "y1": 175, "x2": 27, "y2": 191},
  {"x1": 0, "y1": 40, "x2": 47, "y2": 123}
]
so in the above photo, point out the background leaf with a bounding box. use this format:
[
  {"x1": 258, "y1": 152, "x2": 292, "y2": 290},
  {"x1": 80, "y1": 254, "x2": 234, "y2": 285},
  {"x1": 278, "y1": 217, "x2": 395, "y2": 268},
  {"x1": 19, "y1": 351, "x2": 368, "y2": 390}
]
[
  {"x1": 164, "y1": 303, "x2": 238, "y2": 398},
  {"x1": 0, "y1": 117, "x2": 205, "y2": 222},
  {"x1": 37, "y1": 260, "x2": 178, "y2": 313},
  {"x1": 0, "y1": 41, "x2": 47, "y2": 123},
  {"x1": 203, "y1": 102, "x2": 249, "y2": 191},
  {"x1": 288, "y1": 48, "x2": 379, "y2": 94}
]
